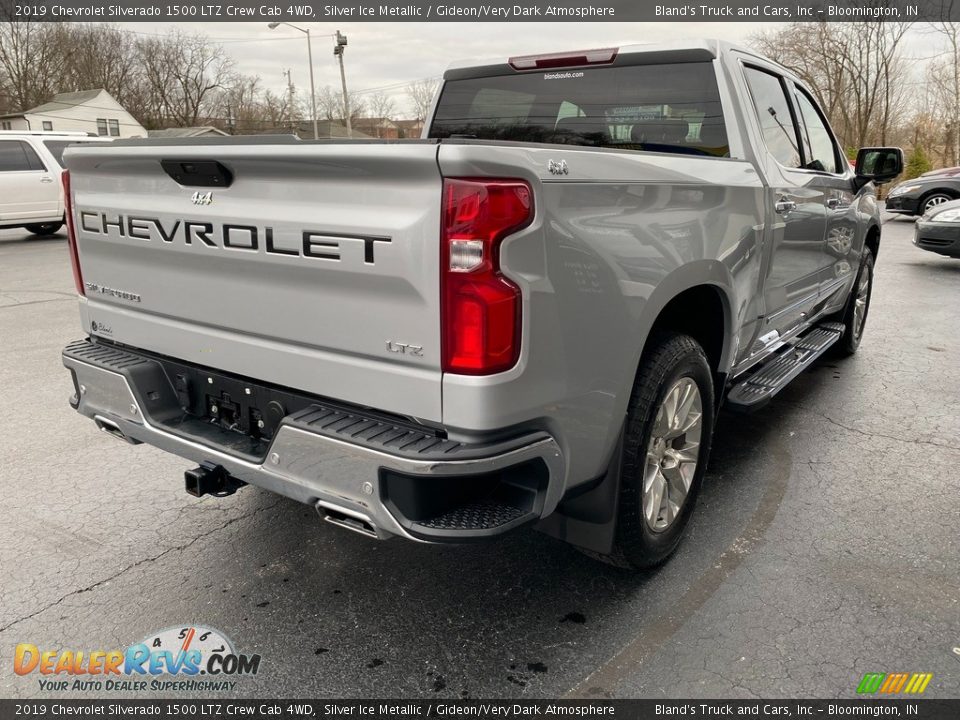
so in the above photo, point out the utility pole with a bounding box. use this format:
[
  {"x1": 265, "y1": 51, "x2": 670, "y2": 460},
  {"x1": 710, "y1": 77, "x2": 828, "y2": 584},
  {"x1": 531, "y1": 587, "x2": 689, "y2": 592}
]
[
  {"x1": 284, "y1": 69, "x2": 296, "y2": 134},
  {"x1": 334, "y1": 31, "x2": 351, "y2": 137},
  {"x1": 267, "y1": 21, "x2": 318, "y2": 140}
]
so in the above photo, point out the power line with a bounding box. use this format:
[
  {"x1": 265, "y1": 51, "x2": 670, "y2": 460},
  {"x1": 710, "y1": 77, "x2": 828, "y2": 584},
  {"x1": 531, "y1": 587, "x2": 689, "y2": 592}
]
[
  {"x1": 124, "y1": 29, "x2": 335, "y2": 42},
  {"x1": 353, "y1": 76, "x2": 442, "y2": 96}
]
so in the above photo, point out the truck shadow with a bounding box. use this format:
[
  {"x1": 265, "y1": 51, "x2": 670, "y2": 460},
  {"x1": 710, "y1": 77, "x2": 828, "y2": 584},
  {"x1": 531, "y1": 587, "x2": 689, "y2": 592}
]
[{"x1": 183, "y1": 406, "x2": 793, "y2": 698}]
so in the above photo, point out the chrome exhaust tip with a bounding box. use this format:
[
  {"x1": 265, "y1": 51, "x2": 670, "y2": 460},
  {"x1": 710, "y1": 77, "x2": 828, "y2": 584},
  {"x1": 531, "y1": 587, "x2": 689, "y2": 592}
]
[{"x1": 315, "y1": 501, "x2": 380, "y2": 539}]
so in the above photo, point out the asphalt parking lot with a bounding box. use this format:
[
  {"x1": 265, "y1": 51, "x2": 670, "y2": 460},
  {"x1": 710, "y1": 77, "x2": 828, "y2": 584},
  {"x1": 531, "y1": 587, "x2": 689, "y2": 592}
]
[{"x1": 1, "y1": 214, "x2": 957, "y2": 700}]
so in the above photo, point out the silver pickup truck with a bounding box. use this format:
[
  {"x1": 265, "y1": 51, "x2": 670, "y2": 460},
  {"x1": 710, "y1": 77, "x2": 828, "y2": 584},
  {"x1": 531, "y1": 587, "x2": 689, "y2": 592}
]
[{"x1": 61, "y1": 40, "x2": 902, "y2": 569}]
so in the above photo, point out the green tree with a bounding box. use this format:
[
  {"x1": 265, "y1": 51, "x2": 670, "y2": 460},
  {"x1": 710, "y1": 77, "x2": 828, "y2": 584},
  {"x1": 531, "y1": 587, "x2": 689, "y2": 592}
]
[{"x1": 905, "y1": 146, "x2": 933, "y2": 180}]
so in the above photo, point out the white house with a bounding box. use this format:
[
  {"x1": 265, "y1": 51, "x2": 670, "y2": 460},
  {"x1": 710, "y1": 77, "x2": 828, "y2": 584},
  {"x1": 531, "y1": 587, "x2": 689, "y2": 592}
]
[{"x1": 0, "y1": 89, "x2": 146, "y2": 138}]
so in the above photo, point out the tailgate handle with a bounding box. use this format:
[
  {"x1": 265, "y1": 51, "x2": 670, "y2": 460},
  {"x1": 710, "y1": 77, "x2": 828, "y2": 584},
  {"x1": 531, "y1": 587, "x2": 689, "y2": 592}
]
[{"x1": 160, "y1": 159, "x2": 234, "y2": 188}]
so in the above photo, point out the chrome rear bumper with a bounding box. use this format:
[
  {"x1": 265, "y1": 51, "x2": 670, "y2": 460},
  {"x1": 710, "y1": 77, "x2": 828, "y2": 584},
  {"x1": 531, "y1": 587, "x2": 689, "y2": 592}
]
[{"x1": 63, "y1": 339, "x2": 564, "y2": 542}]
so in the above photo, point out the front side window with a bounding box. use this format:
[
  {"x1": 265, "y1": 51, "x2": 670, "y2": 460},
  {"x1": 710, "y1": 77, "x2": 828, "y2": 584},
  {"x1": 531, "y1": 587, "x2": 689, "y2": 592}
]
[
  {"x1": 794, "y1": 87, "x2": 841, "y2": 173},
  {"x1": 743, "y1": 66, "x2": 802, "y2": 169},
  {"x1": 109, "y1": 119, "x2": 120, "y2": 137},
  {"x1": 96, "y1": 118, "x2": 108, "y2": 136},
  {"x1": 430, "y1": 61, "x2": 730, "y2": 158},
  {"x1": 0, "y1": 140, "x2": 46, "y2": 172}
]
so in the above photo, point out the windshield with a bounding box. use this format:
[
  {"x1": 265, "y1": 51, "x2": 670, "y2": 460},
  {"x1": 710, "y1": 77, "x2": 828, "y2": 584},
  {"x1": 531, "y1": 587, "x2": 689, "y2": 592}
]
[{"x1": 429, "y1": 61, "x2": 729, "y2": 158}]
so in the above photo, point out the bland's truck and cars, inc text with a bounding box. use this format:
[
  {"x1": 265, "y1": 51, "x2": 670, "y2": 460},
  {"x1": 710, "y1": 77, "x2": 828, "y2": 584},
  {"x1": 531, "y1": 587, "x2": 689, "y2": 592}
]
[{"x1": 60, "y1": 40, "x2": 902, "y2": 569}]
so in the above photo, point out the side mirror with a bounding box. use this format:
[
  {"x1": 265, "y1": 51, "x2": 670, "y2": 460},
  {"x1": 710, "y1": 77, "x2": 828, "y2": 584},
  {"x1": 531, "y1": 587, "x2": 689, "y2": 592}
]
[{"x1": 854, "y1": 147, "x2": 904, "y2": 187}]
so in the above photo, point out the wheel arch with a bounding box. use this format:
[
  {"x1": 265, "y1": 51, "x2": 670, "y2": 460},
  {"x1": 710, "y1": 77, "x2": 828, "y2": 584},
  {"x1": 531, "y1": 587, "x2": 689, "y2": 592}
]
[
  {"x1": 864, "y1": 223, "x2": 880, "y2": 259},
  {"x1": 633, "y1": 262, "x2": 738, "y2": 383},
  {"x1": 541, "y1": 269, "x2": 735, "y2": 556}
]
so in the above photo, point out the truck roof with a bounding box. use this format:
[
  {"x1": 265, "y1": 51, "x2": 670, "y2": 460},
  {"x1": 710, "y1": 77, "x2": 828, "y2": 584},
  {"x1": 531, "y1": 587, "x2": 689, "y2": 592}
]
[{"x1": 444, "y1": 39, "x2": 786, "y2": 78}]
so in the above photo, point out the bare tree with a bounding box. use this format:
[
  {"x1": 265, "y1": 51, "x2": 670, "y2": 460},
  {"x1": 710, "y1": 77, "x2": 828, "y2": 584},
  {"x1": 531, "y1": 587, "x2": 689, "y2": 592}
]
[
  {"x1": 136, "y1": 30, "x2": 233, "y2": 127},
  {"x1": 406, "y1": 78, "x2": 440, "y2": 122},
  {"x1": 927, "y1": 19, "x2": 960, "y2": 164},
  {"x1": 315, "y1": 84, "x2": 366, "y2": 125},
  {"x1": 0, "y1": 22, "x2": 72, "y2": 112},
  {"x1": 211, "y1": 74, "x2": 265, "y2": 133},
  {"x1": 366, "y1": 92, "x2": 395, "y2": 120},
  {"x1": 751, "y1": 20, "x2": 912, "y2": 150},
  {"x1": 62, "y1": 24, "x2": 142, "y2": 106}
]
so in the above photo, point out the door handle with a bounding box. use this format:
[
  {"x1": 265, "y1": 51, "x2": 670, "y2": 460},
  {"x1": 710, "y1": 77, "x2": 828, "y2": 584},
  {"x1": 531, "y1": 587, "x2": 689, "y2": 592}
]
[
  {"x1": 40, "y1": 176, "x2": 54, "y2": 183},
  {"x1": 774, "y1": 199, "x2": 797, "y2": 214},
  {"x1": 826, "y1": 197, "x2": 840, "y2": 209}
]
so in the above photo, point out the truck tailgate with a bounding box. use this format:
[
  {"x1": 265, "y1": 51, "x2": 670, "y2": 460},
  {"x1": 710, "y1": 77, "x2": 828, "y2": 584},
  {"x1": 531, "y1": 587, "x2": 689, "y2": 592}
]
[{"x1": 65, "y1": 140, "x2": 443, "y2": 422}]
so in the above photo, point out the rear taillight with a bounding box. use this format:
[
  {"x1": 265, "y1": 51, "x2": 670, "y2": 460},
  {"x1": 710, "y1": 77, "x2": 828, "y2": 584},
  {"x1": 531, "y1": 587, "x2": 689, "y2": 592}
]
[
  {"x1": 62, "y1": 170, "x2": 84, "y2": 296},
  {"x1": 441, "y1": 178, "x2": 533, "y2": 375}
]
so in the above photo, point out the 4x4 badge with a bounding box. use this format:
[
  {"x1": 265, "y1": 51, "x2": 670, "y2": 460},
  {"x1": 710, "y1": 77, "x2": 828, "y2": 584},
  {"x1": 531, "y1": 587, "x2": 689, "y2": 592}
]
[{"x1": 191, "y1": 191, "x2": 213, "y2": 206}]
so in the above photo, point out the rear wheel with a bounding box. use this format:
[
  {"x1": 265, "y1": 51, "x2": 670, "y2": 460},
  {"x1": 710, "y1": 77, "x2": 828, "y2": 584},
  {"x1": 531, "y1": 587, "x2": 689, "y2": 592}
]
[
  {"x1": 833, "y1": 247, "x2": 874, "y2": 357},
  {"x1": 25, "y1": 222, "x2": 63, "y2": 236},
  {"x1": 604, "y1": 332, "x2": 715, "y2": 570}
]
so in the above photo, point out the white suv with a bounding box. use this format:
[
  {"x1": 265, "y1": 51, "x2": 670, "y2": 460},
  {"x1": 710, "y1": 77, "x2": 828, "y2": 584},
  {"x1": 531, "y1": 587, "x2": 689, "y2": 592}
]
[{"x1": 0, "y1": 131, "x2": 112, "y2": 236}]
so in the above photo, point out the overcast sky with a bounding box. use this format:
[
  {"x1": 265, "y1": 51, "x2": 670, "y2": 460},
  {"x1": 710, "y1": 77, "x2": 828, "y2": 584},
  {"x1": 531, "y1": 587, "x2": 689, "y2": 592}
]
[{"x1": 123, "y1": 21, "x2": 942, "y2": 118}]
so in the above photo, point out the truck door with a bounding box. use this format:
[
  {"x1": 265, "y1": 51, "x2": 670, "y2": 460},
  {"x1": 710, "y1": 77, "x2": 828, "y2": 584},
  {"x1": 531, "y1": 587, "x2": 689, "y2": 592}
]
[
  {"x1": 0, "y1": 140, "x2": 59, "y2": 223},
  {"x1": 789, "y1": 83, "x2": 859, "y2": 308},
  {"x1": 741, "y1": 65, "x2": 827, "y2": 339}
]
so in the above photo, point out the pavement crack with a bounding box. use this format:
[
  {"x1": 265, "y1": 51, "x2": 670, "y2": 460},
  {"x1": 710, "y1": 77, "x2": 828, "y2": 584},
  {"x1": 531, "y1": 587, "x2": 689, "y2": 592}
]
[
  {"x1": 0, "y1": 297, "x2": 75, "y2": 310},
  {"x1": 0, "y1": 498, "x2": 283, "y2": 635},
  {"x1": 793, "y1": 403, "x2": 960, "y2": 452}
]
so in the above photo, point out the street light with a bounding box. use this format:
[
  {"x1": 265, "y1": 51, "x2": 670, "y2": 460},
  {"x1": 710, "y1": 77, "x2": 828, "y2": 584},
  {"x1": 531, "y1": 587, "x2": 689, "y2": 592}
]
[
  {"x1": 333, "y1": 30, "x2": 351, "y2": 138},
  {"x1": 267, "y1": 21, "x2": 318, "y2": 140}
]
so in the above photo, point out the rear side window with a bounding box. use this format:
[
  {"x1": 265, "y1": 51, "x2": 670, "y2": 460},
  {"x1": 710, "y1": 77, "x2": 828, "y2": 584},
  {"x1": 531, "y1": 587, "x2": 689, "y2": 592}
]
[
  {"x1": 43, "y1": 140, "x2": 108, "y2": 167},
  {"x1": 742, "y1": 66, "x2": 802, "y2": 169},
  {"x1": 0, "y1": 140, "x2": 46, "y2": 172},
  {"x1": 429, "y1": 62, "x2": 730, "y2": 158},
  {"x1": 42, "y1": 140, "x2": 74, "y2": 167}
]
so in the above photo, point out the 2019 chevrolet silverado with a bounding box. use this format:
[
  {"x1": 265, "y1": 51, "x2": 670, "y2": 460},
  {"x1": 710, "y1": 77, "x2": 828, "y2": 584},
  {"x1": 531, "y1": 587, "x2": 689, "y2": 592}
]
[{"x1": 60, "y1": 41, "x2": 902, "y2": 568}]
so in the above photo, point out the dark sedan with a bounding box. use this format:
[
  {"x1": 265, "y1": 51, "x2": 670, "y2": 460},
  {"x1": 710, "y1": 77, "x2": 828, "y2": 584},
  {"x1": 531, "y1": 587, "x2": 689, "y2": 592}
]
[
  {"x1": 885, "y1": 175, "x2": 960, "y2": 216},
  {"x1": 914, "y1": 198, "x2": 960, "y2": 258}
]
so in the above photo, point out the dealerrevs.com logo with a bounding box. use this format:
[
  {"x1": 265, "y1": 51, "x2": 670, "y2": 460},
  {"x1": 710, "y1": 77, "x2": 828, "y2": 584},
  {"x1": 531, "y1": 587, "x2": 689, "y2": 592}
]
[{"x1": 14, "y1": 625, "x2": 261, "y2": 693}]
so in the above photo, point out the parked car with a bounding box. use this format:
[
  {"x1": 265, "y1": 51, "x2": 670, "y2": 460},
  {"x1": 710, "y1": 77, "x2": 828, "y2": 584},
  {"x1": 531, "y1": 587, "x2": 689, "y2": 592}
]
[
  {"x1": 0, "y1": 130, "x2": 110, "y2": 236},
  {"x1": 920, "y1": 166, "x2": 960, "y2": 178},
  {"x1": 60, "y1": 40, "x2": 901, "y2": 569},
  {"x1": 914, "y1": 198, "x2": 960, "y2": 258},
  {"x1": 885, "y1": 174, "x2": 960, "y2": 216}
]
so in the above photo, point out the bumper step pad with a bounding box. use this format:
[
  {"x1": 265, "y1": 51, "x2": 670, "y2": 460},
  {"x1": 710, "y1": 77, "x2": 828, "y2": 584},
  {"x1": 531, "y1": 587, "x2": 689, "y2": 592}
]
[
  {"x1": 416, "y1": 501, "x2": 527, "y2": 531},
  {"x1": 726, "y1": 322, "x2": 844, "y2": 412}
]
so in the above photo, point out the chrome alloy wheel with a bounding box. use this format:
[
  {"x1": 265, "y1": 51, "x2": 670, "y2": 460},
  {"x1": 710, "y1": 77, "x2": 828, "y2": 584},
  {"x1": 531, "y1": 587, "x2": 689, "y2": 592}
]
[
  {"x1": 923, "y1": 195, "x2": 950, "y2": 213},
  {"x1": 643, "y1": 377, "x2": 703, "y2": 532},
  {"x1": 853, "y1": 261, "x2": 871, "y2": 339}
]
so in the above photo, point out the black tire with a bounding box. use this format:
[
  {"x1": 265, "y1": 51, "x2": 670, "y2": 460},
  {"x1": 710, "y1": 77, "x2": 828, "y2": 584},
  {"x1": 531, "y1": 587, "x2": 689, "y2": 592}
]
[
  {"x1": 919, "y1": 192, "x2": 954, "y2": 216},
  {"x1": 604, "y1": 332, "x2": 715, "y2": 570},
  {"x1": 833, "y1": 247, "x2": 874, "y2": 357},
  {"x1": 24, "y1": 222, "x2": 63, "y2": 236}
]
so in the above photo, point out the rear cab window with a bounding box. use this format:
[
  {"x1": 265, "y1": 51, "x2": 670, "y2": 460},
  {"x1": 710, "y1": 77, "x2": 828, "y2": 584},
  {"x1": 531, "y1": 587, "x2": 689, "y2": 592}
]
[{"x1": 429, "y1": 61, "x2": 730, "y2": 158}]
